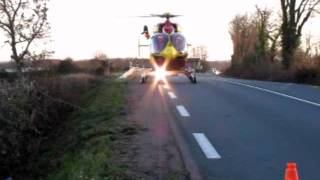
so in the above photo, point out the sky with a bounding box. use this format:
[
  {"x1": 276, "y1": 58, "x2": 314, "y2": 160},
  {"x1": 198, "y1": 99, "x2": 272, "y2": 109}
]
[{"x1": 0, "y1": 0, "x2": 319, "y2": 61}]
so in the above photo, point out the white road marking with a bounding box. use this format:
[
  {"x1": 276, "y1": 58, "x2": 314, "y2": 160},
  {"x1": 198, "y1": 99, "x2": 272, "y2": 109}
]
[
  {"x1": 222, "y1": 79, "x2": 320, "y2": 108},
  {"x1": 193, "y1": 133, "x2": 221, "y2": 159},
  {"x1": 176, "y1": 105, "x2": 190, "y2": 117},
  {"x1": 168, "y1": 92, "x2": 177, "y2": 99}
]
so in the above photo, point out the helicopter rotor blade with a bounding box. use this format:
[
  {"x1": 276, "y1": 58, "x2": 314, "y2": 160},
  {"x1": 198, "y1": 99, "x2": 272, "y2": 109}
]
[
  {"x1": 119, "y1": 13, "x2": 182, "y2": 19},
  {"x1": 150, "y1": 13, "x2": 182, "y2": 18},
  {"x1": 135, "y1": 15, "x2": 154, "y2": 18}
]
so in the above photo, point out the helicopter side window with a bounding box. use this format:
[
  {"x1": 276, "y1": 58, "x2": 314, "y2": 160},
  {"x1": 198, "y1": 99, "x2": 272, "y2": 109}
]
[
  {"x1": 171, "y1": 33, "x2": 186, "y2": 52},
  {"x1": 151, "y1": 33, "x2": 169, "y2": 53}
]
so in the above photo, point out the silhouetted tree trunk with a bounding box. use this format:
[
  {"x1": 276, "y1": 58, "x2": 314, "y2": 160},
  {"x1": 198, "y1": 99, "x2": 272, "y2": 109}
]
[
  {"x1": 280, "y1": 0, "x2": 320, "y2": 69},
  {"x1": 0, "y1": 0, "x2": 50, "y2": 74}
]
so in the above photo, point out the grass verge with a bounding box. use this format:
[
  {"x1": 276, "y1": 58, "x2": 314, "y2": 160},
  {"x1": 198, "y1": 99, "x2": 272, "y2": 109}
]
[{"x1": 41, "y1": 79, "x2": 131, "y2": 180}]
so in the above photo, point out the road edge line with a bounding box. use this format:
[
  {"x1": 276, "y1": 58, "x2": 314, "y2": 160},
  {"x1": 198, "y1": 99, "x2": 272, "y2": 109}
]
[{"x1": 220, "y1": 78, "x2": 320, "y2": 108}]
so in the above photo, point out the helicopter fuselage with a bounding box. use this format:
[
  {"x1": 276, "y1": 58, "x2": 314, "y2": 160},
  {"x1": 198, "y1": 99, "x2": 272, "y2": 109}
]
[
  {"x1": 139, "y1": 13, "x2": 197, "y2": 84},
  {"x1": 149, "y1": 20, "x2": 188, "y2": 71}
]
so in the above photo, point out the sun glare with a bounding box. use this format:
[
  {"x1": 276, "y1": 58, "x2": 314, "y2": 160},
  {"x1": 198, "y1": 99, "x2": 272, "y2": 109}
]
[{"x1": 154, "y1": 66, "x2": 168, "y2": 81}]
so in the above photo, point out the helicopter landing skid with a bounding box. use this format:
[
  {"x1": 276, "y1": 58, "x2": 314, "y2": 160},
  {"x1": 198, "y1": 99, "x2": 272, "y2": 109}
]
[
  {"x1": 184, "y1": 69, "x2": 197, "y2": 84},
  {"x1": 140, "y1": 70, "x2": 148, "y2": 84}
]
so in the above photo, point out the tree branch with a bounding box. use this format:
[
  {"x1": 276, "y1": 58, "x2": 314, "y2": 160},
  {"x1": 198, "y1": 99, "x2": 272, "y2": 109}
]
[
  {"x1": 296, "y1": 0, "x2": 311, "y2": 23},
  {"x1": 281, "y1": 0, "x2": 289, "y2": 24},
  {"x1": 297, "y1": 0, "x2": 320, "y2": 35},
  {"x1": 0, "y1": 23, "x2": 11, "y2": 34},
  {"x1": 1, "y1": 0, "x2": 13, "y2": 23},
  {"x1": 12, "y1": 0, "x2": 22, "y2": 22}
]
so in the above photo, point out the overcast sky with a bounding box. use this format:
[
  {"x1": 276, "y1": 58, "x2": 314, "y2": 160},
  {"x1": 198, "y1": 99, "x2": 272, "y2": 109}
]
[{"x1": 0, "y1": 0, "x2": 319, "y2": 61}]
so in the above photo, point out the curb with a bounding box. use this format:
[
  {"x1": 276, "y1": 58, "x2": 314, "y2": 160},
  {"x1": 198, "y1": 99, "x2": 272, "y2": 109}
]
[{"x1": 160, "y1": 89, "x2": 203, "y2": 180}]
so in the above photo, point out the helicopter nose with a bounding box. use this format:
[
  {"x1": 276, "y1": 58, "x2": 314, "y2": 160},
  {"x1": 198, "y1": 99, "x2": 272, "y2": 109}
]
[{"x1": 161, "y1": 43, "x2": 178, "y2": 60}]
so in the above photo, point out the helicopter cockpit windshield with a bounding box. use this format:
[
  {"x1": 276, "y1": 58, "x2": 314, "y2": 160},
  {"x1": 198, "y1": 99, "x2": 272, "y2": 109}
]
[
  {"x1": 151, "y1": 33, "x2": 187, "y2": 53},
  {"x1": 151, "y1": 33, "x2": 169, "y2": 53},
  {"x1": 171, "y1": 33, "x2": 186, "y2": 52}
]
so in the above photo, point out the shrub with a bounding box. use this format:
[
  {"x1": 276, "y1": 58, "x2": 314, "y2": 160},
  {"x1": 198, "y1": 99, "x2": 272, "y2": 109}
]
[
  {"x1": 56, "y1": 58, "x2": 79, "y2": 74},
  {"x1": 95, "y1": 66, "x2": 105, "y2": 75},
  {"x1": 0, "y1": 74, "x2": 102, "y2": 179},
  {"x1": 0, "y1": 70, "x2": 9, "y2": 79},
  {"x1": 224, "y1": 58, "x2": 298, "y2": 83},
  {"x1": 0, "y1": 79, "x2": 61, "y2": 178},
  {"x1": 294, "y1": 67, "x2": 319, "y2": 84},
  {"x1": 36, "y1": 73, "x2": 101, "y2": 104}
]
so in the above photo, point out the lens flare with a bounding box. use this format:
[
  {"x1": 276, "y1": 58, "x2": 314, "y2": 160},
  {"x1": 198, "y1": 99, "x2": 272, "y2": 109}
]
[
  {"x1": 151, "y1": 58, "x2": 170, "y2": 82},
  {"x1": 154, "y1": 66, "x2": 167, "y2": 81}
]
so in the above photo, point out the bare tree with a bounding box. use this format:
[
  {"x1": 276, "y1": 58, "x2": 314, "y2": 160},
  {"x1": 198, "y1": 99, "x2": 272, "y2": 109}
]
[
  {"x1": 229, "y1": 7, "x2": 272, "y2": 66},
  {"x1": 229, "y1": 14, "x2": 257, "y2": 65},
  {"x1": 280, "y1": 0, "x2": 320, "y2": 69},
  {"x1": 0, "y1": 0, "x2": 50, "y2": 73},
  {"x1": 93, "y1": 51, "x2": 108, "y2": 61}
]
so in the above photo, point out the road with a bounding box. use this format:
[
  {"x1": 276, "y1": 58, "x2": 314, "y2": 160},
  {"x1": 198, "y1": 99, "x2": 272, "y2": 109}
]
[{"x1": 133, "y1": 73, "x2": 320, "y2": 180}]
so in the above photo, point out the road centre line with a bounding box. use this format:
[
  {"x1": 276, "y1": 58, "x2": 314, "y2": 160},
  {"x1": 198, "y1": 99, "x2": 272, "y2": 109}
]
[
  {"x1": 222, "y1": 79, "x2": 320, "y2": 108},
  {"x1": 168, "y1": 92, "x2": 177, "y2": 99},
  {"x1": 193, "y1": 133, "x2": 221, "y2": 159},
  {"x1": 176, "y1": 105, "x2": 190, "y2": 117}
]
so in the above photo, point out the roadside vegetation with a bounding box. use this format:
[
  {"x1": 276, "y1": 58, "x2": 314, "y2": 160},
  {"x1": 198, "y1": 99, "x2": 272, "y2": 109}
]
[
  {"x1": 0, "y1": 65, "x2": 135, "y2": 180},
  {"x1": 225, "y1": 1, "x2": 320, "y2": 85},
  {"x1": 44, "y1": 80, "x2": 130, "y2": 180},
  {"x1": 0, "y1": 49, "x2": 139, "y2": 180},
  {"x1": 0, "y1": 72, "x2": 99, "y2": 179}
]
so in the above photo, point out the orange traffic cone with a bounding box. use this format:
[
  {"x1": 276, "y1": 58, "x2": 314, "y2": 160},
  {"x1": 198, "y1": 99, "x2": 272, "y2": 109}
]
[{"x1": 285, "y1": 162, "x2": 299, "y2": 180}]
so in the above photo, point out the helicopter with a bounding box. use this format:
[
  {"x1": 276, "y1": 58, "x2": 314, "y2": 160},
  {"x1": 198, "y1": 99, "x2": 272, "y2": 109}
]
[{"x1": 139, "y1": 13, "x2": 197, "y2": 84}]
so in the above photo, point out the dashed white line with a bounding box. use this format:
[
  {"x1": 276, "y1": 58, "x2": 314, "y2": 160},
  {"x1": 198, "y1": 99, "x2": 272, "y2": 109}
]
[
  {"x1": 168, "y1": 92, "x2": 177, "y2": 99},
  {"x1": 221, "y1": 79, "x2": 320, "y2": 108},
  {"x1": 193, "y1": 133, "x2": 221, "y2": 159},
  {"x1": 176, "y1": 105, "x2": 190, "y2": 117}
]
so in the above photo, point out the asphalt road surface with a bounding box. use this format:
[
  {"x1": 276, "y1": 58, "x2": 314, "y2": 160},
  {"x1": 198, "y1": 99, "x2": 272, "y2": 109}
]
[{"x1": 135, "y1": 73, "x2": 320, "y2": 180}]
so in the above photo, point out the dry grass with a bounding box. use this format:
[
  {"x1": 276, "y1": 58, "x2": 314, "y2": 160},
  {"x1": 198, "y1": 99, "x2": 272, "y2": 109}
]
[{"x1": 36, "y1": 73, "x2": 101, "y2": 104}]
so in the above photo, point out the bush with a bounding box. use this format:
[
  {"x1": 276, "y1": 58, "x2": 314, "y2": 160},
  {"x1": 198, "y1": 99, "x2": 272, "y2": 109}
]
[
  {"x1": 56, "y1": 58, "x2": 79, "y2": 74},
  {"x1": 294, "y1": 67, "x2": 319, "y2": 84},
  {"x1": 0, "y1": 70, "x2": 18, "y2": 82},
  {"x1": 0, "y1": 79, "x2": 61, "y2": 178},
  {"x1": 0, "y1": 70, "x2": 9, "y2": 79},
  {"x1": 0, "y1": 74, "x2": 102, "y2": 179},
  {"x1": 95, "y1": 66, "x2": 105, "y2": 75},
  {"x1": 36, "y1": 73, "x2": 101, "y2": 104},
  {"x1": 224, "y1": 57, "x2": 298, "y2": 83}
]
